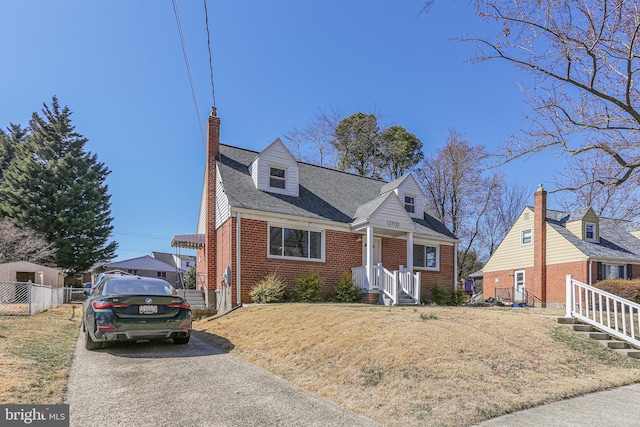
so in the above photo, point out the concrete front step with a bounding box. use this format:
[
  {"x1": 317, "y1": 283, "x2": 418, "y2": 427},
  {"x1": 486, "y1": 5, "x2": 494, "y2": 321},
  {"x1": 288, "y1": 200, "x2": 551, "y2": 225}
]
[{"x1": 557, "y1": 317, "x2": 640, "y2": 359}]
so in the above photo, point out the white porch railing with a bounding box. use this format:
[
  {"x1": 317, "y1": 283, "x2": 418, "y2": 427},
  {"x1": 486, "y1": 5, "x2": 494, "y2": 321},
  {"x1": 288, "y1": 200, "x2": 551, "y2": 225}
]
[
  {"x1": 565, "y1": 275, "x2": 640, "y2": 348},
  {"x1": 351, "y1": 264, "x2": 420, "y2": 305}
]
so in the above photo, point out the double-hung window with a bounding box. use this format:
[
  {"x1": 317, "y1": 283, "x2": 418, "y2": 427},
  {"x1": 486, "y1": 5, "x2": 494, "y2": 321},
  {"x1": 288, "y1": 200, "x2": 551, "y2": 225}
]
[
  {"x1": 404, "y1": 196, "x2": 416, "y2": 214},
  {"x1": 585, "y1": 223, "x2": 596, "y2": 241},
  {"x1": 521, "y1": 229, "x2": 532, "y2": 245},
  {"x1": 413, "y1": 244, "x2": 439, "y2": 270},
  {"x1": 269, "y1": 226, "x2": 323, "y2": 261},
  {"x1": 269, "y1": 167, "x2": 286, "y2": 189}
]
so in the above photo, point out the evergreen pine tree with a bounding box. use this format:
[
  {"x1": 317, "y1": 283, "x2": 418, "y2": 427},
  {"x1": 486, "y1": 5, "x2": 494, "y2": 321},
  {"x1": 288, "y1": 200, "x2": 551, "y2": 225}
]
[{"x1": 0, "y1": 97, "x2": 117, "y2": 273}]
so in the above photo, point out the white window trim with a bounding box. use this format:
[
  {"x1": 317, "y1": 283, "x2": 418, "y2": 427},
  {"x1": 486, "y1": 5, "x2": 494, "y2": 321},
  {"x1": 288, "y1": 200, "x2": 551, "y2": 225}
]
[
  {"x1": 404, "y1": 194, "x2": 416, "y2": 214},
  {"x1": 269, "y1": 165, "x2": 287, "y2": 190},
  {"x1": 413, "y1": 243, "x2": 440, "y2": 271},
  {"x1": 521, "y1": 229, "x2": 532, "y2": 246},
  {"x1": 585, "y1": 222, "x2": 596, "y2": 241},
  {"x1": 267, "y1": 224, "x2": 325, "y2": 263}
]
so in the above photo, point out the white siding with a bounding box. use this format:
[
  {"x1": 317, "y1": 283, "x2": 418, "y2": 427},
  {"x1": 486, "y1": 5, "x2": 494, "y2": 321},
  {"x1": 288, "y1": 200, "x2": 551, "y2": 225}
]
[
  {"x1": 252, "y1": 139, "x2": 299, "y2": 197},
  {"x1": 395, "y1": 174, "x2": 424, "y2": 219},
  {"x1": 215, "y1": 167, "x2": 231, "y2": 229},
  {"x1": 369, "y1": 194, "x2": 414, "y2": 231},
  {"x1": 484, "y1": 208, "x2": 535, "y2": 272},
  {"x1": 196, "y1": 173, "x2": 207, "y2": 234}
]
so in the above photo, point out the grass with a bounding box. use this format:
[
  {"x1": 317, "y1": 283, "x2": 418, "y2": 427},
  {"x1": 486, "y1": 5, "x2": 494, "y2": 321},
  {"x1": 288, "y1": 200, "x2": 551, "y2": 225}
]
[
  {"x1": 0, "y1": 304, "x2": 81, "y2": 404},
  {"x1": 194, "y1": 304, "x2": 640, "y2": 427}
]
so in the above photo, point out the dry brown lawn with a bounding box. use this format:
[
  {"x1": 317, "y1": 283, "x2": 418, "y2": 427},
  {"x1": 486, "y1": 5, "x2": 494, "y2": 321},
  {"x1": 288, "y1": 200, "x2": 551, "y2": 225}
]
[
  {"x1": 194, "y1": 304, "x2": 640, "y2": 427},
  {"x1": 0, "y1": 304, "x2": 81, "y2": 404}
]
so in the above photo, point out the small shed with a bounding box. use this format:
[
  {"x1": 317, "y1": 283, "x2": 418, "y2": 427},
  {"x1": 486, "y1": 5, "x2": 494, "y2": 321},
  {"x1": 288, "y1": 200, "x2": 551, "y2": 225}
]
[{"x1": 0, "y1": 261, "x2": 65, "y2": 287}]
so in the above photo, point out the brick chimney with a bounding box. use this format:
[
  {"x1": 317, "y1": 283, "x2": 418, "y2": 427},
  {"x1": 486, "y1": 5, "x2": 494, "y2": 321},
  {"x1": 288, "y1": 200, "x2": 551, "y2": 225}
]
[
  {"x1": 205, "y1": 107, "x2": 220, "y2": 305},
  {"x1": 533, "y1": 184, "x2": 547, "y2": 305}
]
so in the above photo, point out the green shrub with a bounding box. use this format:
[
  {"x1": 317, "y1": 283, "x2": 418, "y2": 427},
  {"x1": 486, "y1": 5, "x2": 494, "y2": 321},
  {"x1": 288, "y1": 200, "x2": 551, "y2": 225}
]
[
  {"x1": 250, "y1": 273, "x2": 287, "y2": 303},
  {"x1": 425, "y1": 285, "x2": 467, "y2": 306},
  {"x1": 295, "y1": 270, "x2": 323, "y2": 303},
  {"x1": 594, "y1": 279, "x2": 640, "y2": 303},
  {"x1": 334, "y1": 273, "x2": 361, "y2": 303},
  {"x1": 429, "y1": 285, "x2": 449, "y2": 305}
]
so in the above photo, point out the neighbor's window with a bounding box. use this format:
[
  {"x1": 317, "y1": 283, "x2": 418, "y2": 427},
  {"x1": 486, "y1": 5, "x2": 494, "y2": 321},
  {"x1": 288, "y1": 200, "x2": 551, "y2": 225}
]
[
  {"x1": 269, "y1": 167, "x2": 286, "y2": 189},
  {"x1": 521, "y1": 229, "x2": 532, "y2": 245},
  {"x1": 404, "y1": 196, "x2": 416, "y2": 214},
  {"x1": 269, "y1": 226, "x2": 323, "y2": 260},
  {"x1": 127, "y1": 269, "x2": 138, "y2": 275},
  {"x1": 413, "y1": 244, "x2": 438, "y2": 270},
  {"x1": 585, "y1": 222, "x2": 596, "y2": 241},
  {"x1": 157, "y1": 271, "x2": 167, "y2": 279}
]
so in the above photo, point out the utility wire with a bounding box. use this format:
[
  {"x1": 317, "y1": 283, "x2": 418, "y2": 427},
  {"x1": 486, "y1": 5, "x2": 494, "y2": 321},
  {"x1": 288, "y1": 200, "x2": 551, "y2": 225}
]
[
  {"x1": 203, "y1": 0, "x2": 216, "y2": 107},
  {"x1": 172, "y1": 0, "x2": 206, "y2": 149}
]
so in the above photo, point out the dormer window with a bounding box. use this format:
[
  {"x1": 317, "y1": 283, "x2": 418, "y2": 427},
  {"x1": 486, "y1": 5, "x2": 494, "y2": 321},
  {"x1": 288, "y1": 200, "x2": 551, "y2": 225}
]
[
  {"x1": 269, "y1": 167, "x2": 286, "y2": 189},
  {"x1": 405, "y1": 196, "x2": 415, "y2": 213},
  {"x1": 404, "y1": 196, "x2": 416, "y2": 214},
  {"x1": 585, "y1": 222, "x2": 596, "y2": 241}
]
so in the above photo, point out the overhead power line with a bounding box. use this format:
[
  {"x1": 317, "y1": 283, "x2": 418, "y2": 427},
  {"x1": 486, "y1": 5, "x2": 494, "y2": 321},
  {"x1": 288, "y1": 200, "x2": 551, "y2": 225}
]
[
  {"x1": 203, "y1": 0, "x2": 216, "y2": 107},
  {"x1": 172, "y1": 0, "x2": 206, "y2": 148}
]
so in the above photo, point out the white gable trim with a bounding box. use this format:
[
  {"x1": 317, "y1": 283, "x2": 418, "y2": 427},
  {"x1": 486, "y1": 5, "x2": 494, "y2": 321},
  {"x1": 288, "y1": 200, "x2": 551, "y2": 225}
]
[
  {"x1": 353, "y1": 193, "x2": 415, "y2": 232},
  {"x1": 251, "y1": 138, "x2": 299, "y2": 197}
]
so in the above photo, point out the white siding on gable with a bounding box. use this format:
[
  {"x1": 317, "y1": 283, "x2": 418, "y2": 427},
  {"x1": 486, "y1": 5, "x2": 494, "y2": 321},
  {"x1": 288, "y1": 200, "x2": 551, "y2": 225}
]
[
  {"x1": 484, "y1": 207, "x2": 535, "y2": 272},
  {"x1": 215, "y1": 167, "x2": 231, "y2": 229},
  {"x1": 253, "y1": 139, "x2": 299, "y2": 197},
  {"x1": 369, "y1": 194, "x2": 415, "y2": 231},
  {"x1": 394, "y1": 174, "x2": 424, "y2": 219},
  {"x1": 196, "y1": 174, "x2": 207, "y2": 234}
]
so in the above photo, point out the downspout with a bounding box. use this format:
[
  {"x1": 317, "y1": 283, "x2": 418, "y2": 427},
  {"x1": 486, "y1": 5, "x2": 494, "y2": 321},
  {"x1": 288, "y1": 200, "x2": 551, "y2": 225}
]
[
  {"x1": 454, "y1": 242, "x2": 458, "y2": 291},
  {"x1": 236, "y1": 212, "x2": 242, "y2": 306},
  {"x1": 588, "y1": 258, "x2": 592, "y2": 285}
]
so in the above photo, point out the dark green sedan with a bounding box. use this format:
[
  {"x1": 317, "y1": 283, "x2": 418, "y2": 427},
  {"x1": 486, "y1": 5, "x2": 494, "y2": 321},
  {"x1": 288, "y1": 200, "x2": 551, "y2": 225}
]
[{"x1": 82, "y1": 274, "x2": 192, "y2": 350}]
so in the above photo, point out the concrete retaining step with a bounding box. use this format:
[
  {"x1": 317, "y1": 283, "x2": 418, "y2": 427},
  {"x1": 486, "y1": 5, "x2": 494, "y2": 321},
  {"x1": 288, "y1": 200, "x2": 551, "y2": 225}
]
[{"x1": 557, "y1": 317, "x2": 640, "y2": 359}]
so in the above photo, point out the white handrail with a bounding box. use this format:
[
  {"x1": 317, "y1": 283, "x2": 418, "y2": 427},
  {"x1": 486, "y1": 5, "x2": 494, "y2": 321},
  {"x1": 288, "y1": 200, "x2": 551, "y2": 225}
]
[{"x1": 566, "y1": 275, "x2": 640, "y2": 347}]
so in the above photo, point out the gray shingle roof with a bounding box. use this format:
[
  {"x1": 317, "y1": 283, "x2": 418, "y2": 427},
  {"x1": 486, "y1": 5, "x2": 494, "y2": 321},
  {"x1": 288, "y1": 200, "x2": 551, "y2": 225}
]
[
  {"x1": 546, "y1": 208, "x2": 640, "y2": 261},
  {"x1": 218, "y1": 144, "x2": 457, "y2": 240}
]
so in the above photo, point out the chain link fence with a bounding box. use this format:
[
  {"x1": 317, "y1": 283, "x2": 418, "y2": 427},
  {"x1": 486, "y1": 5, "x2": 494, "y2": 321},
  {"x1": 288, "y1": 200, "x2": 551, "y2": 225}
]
[{"x1": 0, "y1": 281, "x2": 72, "y2": 315}]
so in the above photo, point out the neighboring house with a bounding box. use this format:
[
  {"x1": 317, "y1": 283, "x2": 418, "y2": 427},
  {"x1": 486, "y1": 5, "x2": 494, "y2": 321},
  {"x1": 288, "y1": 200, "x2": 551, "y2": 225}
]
[
  {"x1": 0, "y1": 261, "x2": 65, "y2": 287},
  {"x1": 151, "y1": 252, "x2": 196, "y2": 271},
  {"x1": 93, "y1": 255, "x2": 185, "y2": 288},
  {"x1": 484, "y1": 185, "x2": 640, "y2": 306},
  {"x1": 195, "y1": 109, "x2": 459, "y2": 312}
]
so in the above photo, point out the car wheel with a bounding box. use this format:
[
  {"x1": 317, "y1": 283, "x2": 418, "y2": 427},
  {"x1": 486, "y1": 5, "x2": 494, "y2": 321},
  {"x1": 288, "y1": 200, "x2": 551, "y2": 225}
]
[
  {"x1": 84, "y1": 329, "x2": 102, "y2": 351},
  {"x1": 173, "y1": 336, "x2": 190, "y2": 345}
]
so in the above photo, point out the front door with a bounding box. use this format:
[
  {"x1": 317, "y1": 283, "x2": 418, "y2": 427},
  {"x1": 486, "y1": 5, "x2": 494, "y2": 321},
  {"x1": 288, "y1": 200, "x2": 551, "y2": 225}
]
[
  {"x1": 362, "y1": 237, "x2": 382, "y2": 266},
  {"x1": 514, "y1": 270, "x2": 525, "y2": 302}
]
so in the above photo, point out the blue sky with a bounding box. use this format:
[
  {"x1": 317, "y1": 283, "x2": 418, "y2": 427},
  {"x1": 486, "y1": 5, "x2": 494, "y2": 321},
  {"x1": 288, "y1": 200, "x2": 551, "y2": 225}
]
[{"x1": 0, "y1": 1, "x2": 561, "y2": 261}]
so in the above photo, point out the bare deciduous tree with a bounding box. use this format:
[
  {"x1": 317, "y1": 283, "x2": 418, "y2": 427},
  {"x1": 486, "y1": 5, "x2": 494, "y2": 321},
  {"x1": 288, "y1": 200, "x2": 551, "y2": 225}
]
[
  {"x1": 556, "y1": 150, "x2": 640, "y2": 220},
  {"x1": 284, "y1": 108, "x2": 343, "y2": 167},
  {"x1": 417, "y1": 129, "x2": 518, "y2": 277},
  {"x1": 464, "y1": 0, "x2": 640, "y2": 190},
  {"x1": 0, "y1": 219, "x2": 56, "y2": 265}
]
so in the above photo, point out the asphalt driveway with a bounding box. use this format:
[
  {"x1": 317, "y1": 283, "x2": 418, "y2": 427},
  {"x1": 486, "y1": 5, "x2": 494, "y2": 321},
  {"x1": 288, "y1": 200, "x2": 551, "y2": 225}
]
[{"x1": 65, "y1": 331, "x2": 376, "y2": 427}]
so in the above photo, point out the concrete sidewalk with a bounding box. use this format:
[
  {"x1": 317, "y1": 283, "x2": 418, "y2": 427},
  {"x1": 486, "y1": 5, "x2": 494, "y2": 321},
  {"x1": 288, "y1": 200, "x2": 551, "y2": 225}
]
[{"x1": 475, "y1": 383, "x2": 640, "y2": 427}]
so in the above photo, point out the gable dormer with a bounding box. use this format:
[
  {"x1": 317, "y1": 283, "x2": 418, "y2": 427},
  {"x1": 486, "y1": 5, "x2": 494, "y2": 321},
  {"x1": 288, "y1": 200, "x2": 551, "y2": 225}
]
[
  {"x1": 566, "y1": 207, "x2": 599, "y2": 243},
  {"x1": 380, "y1": 174, "x2": 424, "y2": 219},
  {"x1": 250, "y1": 138, "x2": 299, "y2": 197}
]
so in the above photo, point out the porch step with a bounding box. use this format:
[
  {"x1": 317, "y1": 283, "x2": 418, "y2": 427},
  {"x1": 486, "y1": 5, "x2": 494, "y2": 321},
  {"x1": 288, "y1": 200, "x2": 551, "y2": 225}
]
[{"x1": 557, "y1": 317, "x2": 640, "y2": 359}]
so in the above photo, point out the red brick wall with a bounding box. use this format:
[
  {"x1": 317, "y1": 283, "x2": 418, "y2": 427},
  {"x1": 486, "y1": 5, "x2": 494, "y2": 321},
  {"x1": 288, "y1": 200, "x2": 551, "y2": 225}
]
[
  {"x1": 484, "y1": 261, "x2": 590, "y2": 305},
  {"x1": 218, "y1": 217, "x2": 457, "y2": 304},
  {"x1": 237, "y1": 218, "x2": 362, "y2": 303}
]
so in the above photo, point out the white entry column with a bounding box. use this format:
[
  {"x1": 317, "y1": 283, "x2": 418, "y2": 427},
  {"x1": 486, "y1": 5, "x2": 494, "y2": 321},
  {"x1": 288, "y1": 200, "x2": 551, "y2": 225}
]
[{"x1": 366, "y1": 226, "x2": 374, "y2": 288}]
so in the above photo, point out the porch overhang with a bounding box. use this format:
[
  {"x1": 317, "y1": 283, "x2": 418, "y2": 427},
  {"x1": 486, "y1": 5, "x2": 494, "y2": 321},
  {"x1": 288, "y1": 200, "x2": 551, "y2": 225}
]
[{"x1": 171, "y1": 234, "x2": 205, "y2": 250}]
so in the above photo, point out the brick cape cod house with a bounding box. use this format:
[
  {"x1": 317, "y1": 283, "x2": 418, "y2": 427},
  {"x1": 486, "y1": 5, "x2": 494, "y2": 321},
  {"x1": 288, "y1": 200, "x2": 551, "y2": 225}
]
[
  {"x1": 189, "y1": 109, "x2": 459, "y2": 312},
  {"x1": 483, "y1": 185, "x2": 640, "y2": 306}
]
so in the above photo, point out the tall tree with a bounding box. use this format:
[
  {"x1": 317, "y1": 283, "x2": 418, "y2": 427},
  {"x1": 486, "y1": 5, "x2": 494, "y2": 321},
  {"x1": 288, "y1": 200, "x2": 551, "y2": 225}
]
[
  {"x1": 465, "y1": 0, "x2": 640, "y2": 190},
  {"x1": 379, "y1": 125, "x2": 424, "y2": 180},
  {"x1": 417, "y1": 129, "x2": 525, "y2": 277},
  {"x1": 0, "y1": 97, "x2": 117, "y2": 273},
  {"x1": 284, "y1": 107, "x2": 342, "y2": 167},
  {"x1": 0, "y1": 124, "x2": 26, "y2": 181},
  {"x1": 332, "y1": 112, "x2": 381, "y2": 177}
]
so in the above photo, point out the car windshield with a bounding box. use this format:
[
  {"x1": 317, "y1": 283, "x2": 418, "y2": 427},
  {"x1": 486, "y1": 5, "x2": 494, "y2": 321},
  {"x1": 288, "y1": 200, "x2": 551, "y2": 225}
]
[{"x1": 105, "y1": 280, "x2": 177, "y2": 296}]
